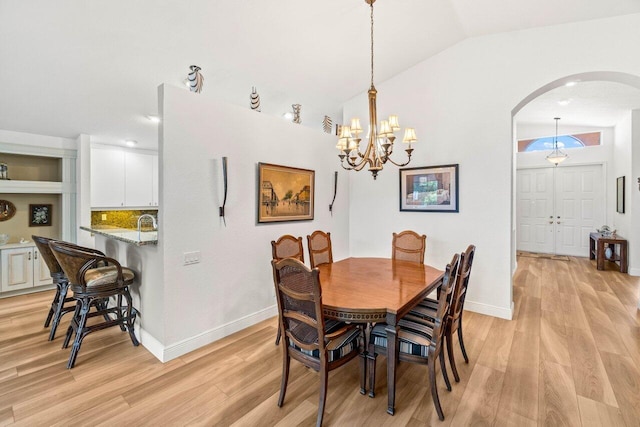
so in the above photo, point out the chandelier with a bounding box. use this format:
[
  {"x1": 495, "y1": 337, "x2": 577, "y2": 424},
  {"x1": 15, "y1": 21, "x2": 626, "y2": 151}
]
[
  {"x1": 546, "y1": 117, "x2": 568, "y2": 165},
  {"x1": 336, "y1": 0, "x2": 417, "y2": 179}
]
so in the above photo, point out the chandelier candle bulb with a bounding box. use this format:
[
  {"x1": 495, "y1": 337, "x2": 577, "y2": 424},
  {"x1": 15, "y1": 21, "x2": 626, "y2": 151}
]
[{"x1": 388, "y1": 115, "x2": 400, "y2": 131}]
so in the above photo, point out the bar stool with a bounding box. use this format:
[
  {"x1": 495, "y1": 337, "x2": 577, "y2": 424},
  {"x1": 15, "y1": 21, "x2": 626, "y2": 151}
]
[
  {"x1": 48, "y1": 240, "x2": 140, "y2": 368},
  {"x1": 32, "y1": 236, "x2": 107, "y2": 341}
]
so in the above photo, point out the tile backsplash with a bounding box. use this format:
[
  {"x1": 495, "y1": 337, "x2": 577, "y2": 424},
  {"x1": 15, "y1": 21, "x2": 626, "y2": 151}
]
[{"x1": 91, "y1": 209, "x2": 158, "y2": 230}]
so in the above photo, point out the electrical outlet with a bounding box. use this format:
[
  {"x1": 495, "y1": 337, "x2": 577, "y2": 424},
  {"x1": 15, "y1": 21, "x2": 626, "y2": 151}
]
[
  {"x1": 101, "y1": 214, "x2": 107, "y2": 221},
  {"x1": 183, "y1": 251, "x2": 201, "y2": 265}
]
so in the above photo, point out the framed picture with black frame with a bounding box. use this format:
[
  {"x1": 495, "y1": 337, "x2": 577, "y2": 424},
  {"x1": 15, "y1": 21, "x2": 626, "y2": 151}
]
[
  {"x1": 29, "y1": 204, "x2": 52, "y2": 226},
  {"x1": 616, "y1": 176, "x2": 625, "y2": 214},
  {"x1": 399, "y1": 164, "x2": 459, "y2": 212}
]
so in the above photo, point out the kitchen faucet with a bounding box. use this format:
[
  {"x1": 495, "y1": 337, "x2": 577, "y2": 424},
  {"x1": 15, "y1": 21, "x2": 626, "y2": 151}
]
[{"x1": 137, "y1": 214, "x2": 158, "y2": 241}]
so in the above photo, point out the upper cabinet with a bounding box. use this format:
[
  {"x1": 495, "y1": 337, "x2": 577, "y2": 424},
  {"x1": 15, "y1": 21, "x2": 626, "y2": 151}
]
[{"x1": 91, "y1": 147, "x2": 158, "y2": 209}]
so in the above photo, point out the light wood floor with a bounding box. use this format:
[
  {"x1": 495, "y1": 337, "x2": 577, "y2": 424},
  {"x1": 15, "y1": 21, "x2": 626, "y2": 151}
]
[{"x1": 1, "y1": 256, "x2": 639, "y2": 426}]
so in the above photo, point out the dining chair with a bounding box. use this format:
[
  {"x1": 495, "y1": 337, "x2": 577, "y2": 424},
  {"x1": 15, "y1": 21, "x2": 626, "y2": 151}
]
[
  {"x1": 32, "y1": 236, "x2": 108, "y2": 341},
  {"x1": 391, "y1": 230, "x2": 427, "y2": 263},
  {"x1": 49, "y1": 240, "x2": 140, "y2": 368},
  {"x1": 409, "y1": 244, "x2": 476, "y2": 382},
  {"x1": 307, "y1": 230, "x2": 333, "y2": 268},
  {"x1": 271, "y1": 257, "x2": 363, "y2": 427},
  {"x1": 271, "y1": 234, "x2": 305, "y2": 345},
  {"x1": 368, "y1": 253, "x2": 460, "y2": 421}
]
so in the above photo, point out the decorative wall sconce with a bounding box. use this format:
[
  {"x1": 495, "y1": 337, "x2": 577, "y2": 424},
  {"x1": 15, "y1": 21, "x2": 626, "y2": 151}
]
[
  {"x1": 188, "y1": 65, "x2": 204, "y2": 93},
  {"x1": 219, "y1": 157, "x2": 228, "y2": 226},
  {"x1": 250, "y1": 87, "x2": 261, "y2": 112},
  {"x1": 329, "y1": 171, "x2": 338, "y2": 215},
  {"x1": 323, "y1": 116, "x2": 333, "y2": 134},
  {"x1": 292, "y1": 104, "x2": 302, "y2": 124}
]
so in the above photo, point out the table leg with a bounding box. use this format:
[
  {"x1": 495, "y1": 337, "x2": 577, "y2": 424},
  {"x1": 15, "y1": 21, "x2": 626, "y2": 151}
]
[
  {"x1": 589, "y1": 235, "x2": 595, "y2": 260},
  {"x1": 597, "y1": 240, "x2": 605, "y2": 270},
  {"x1": 620, "y1": 242, "x2": 628, "y2": 273},
  {"x1": 359, "y1": 324, "x2": 367, "y2": 395},
  {"x1": 385, "y1": 316, "x2": 399, "y2": 415}
]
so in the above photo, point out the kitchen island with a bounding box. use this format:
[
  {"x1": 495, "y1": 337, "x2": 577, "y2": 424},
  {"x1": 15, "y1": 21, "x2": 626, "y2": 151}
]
[
  {"x1": 80, "y1": 225, "x2": 162, "y2": 359},
  {"x1": 79, "y1": 226, "x2": 158, "y2": 246}
]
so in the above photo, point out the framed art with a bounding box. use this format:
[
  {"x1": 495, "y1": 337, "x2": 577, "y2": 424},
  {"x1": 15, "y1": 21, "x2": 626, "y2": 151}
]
[
  {"x1": 617, "y1": 176, "x2": 625, "y2": 214},
  {"x1": 400, "y1": 164, "x2": 459, "y2": 212},
  {"x1": 29, "y1": 204, "x2": 52, "y2": 226},
  {"x1": 258, "y1": 163, "x2": 314, "y2": 223}
]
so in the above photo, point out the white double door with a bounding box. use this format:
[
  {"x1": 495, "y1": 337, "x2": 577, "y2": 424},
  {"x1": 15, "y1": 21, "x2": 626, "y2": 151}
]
[{"x1": 517, "y1": 164, "x2": 604, "y2": 256}]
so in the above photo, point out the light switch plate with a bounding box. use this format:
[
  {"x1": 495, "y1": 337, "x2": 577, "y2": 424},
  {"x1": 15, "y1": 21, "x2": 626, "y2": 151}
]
[{"x1": 183, "y1": 251, "x2": 201, "y2": 265}]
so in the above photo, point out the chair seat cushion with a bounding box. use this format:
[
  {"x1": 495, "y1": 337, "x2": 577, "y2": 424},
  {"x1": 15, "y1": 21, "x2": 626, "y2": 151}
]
[
  {"x1": 409, "y1": 297, "x2": 438, "y2": 319},
  {"x1": 291, "y1": 320, "x2": 360, "y2": 362},
  {"x1": 371, "y1": 317, "x2": 435, "y2": 358},
  {"x1": 84, "y1": 266, "x2": 135, "y2": 288}
]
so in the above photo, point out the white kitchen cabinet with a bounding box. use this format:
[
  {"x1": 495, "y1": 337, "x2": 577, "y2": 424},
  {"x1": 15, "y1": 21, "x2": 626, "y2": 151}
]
[
  {"x1": 91, "y1": 148, "x2": 125, "y2": 208},
  {"x1": 152, "y1": 154, "x2": 159, "y2": 207},
  {"x1": 1, "y1": 245, "x2": 51, "y2": 293},
  {"x1": 125, "y1": 152, "x2": 154, "y2": 207},
  {"x1": 90, "y1": 147, "x2": 158, "y2": 208}
]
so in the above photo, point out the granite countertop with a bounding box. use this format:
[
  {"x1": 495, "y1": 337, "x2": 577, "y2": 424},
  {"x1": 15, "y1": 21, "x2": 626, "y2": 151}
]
[{"x1": 80, "y1": 226, "x2": 158, "y2": 246}]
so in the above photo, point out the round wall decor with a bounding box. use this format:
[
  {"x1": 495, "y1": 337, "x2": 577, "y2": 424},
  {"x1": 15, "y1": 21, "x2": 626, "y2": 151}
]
[{"x1": 0, "y1": 200, "x2": 16, "y2": 221}]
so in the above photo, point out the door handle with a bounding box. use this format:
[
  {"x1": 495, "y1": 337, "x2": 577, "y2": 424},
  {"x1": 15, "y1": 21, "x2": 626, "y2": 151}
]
[
  {"x1": 28, "y1": 252, "x2": 31, "y2": 260},
  {"x1": 549, "y1": 221, "x2": 553, "y2": 224},
  {"x1": 557, "y1": 221, "x2": 561, "y2": 224}
]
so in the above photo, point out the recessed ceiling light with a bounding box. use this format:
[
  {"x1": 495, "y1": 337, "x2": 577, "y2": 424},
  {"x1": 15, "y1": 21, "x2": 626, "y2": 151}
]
[
  {"x1": 125, "y1": 140, "x2": 138, "y2": 147},
  {"x1": 283, "y1": 112, "x2": 294, "y2": 120},
  {"x1": 565, "y1": 81, "x2": 577, "y2": 87},
  {"x1": 146, "y1": 115, "x2": 160, "y2": 123},
  {"x1": 557, "y1": 99, "x2": 571, "y2": 106}
]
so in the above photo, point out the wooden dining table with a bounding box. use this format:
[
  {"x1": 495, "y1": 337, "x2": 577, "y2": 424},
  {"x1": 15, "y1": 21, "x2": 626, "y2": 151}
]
[{"x1": 317, "y1": 257, "x2": 444, "y2": 415}]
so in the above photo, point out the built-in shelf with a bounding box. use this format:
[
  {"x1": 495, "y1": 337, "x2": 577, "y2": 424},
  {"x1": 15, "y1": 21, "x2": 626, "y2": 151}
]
[{"x1": 0, "y1": 180, "x2": 63, "y2": 194}]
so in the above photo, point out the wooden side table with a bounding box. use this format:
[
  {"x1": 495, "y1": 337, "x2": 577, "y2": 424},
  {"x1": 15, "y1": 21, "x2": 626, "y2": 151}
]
[{"x1": 589, "y1": 232, "x2": 628, "y2": 273}]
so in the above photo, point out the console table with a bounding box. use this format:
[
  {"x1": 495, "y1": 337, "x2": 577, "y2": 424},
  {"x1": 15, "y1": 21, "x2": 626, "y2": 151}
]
[{"x1": 589, "y1": 232, "x2": 628, "y2": 273}]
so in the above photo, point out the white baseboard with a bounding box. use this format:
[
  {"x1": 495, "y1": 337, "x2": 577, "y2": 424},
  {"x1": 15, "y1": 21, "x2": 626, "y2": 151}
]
[
  {"x1": 139, "y1": 328, "x2": 165, "y2": 362},
  {"x1": 464, "y1": 300, "x2": 513, "y2": 320},
  {"x1": 629, "y1": 267, "x2": 640, "y2": 277},
  {"x1": 140, "y1": 305, "x2": 278, "y2": 363}
]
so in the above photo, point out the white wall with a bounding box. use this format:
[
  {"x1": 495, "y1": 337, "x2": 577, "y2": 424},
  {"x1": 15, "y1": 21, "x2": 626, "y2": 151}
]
[
  {"x1": 631, "y1": 110, "x2": 640, "y2": 277},
  {"x1": 613, "y1": 113, "x2": 632, "y2": 241},
  {"x1": 157, "y1": 84, "x2": 349, "y2": 357},
  {"x1": 343, "y1": 13, "x2": 640, "y2": 318}
]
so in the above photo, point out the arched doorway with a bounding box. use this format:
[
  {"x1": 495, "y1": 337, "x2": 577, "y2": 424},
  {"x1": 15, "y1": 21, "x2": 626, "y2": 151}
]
[{"x1": 510, "y1": 71, "x2": 640, "y2": 302}]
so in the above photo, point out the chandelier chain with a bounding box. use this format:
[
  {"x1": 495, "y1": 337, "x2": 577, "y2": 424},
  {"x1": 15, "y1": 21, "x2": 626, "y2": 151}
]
[{"x1": 370, "y1": 1, "x2": 374, "y2": 87}]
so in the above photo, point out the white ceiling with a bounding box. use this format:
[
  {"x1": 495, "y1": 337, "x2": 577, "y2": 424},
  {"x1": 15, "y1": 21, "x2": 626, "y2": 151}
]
[
  {"x1": 516, "y1": 81, "x2": 640, "y2": 128},
  {"x1": 1, "y1": 0, "x2": 640, "y2": 149}
]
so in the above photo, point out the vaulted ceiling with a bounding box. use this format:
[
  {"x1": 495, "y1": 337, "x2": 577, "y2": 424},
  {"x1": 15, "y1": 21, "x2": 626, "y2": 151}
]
[{"x1": 2, "y1": 0, "x2": 640, "y2": 149}]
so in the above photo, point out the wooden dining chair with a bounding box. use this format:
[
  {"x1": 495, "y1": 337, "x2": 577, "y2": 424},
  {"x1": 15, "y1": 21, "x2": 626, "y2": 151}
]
[
  {"x1": 409, "y1": 244, "x2": 476, "y2": 382},
  {"x1": 271, "y1": 234, "x2": 305, "y2": 345},
  {"x1": 368, "y1": 253, "x2": 460, "y2": 421},
  {"x1": 271, "y1": 258, "x2": 363, "y2": 427},
  {"x1": 271, "y1": 234, "x2": 305, "y2": 263},
  {"x1": 392, "y1": 230, "x2": 426, "y2": 263},
  {"x1": 307, "y1": 230, "x2": 333, "y2": 268}
]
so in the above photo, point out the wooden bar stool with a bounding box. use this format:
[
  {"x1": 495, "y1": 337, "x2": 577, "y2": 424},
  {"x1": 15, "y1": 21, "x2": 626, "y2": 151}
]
[
  {"x1": 32, "y1": 236, "x2": 107, "y2": 341},
  {"x1": 49, "y1": 240, "x2": 140, "y2": 368}
]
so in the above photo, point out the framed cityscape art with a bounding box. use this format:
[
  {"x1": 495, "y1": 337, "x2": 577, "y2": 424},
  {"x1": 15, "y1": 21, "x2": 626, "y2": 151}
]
[{"x1": 258, "y1": 163, "x2": 314, "y2": 223}]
